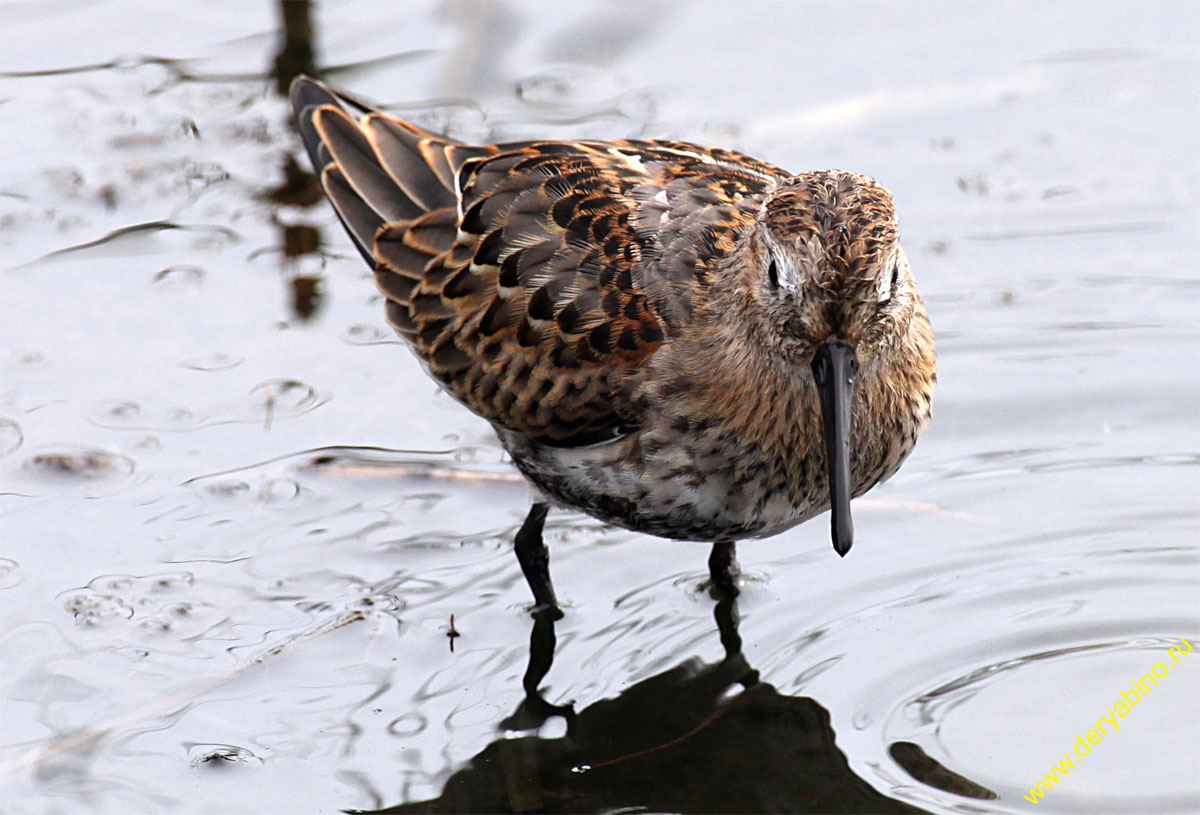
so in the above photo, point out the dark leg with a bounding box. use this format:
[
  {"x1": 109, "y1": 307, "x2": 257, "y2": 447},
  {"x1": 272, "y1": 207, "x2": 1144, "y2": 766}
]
[
  {"x1": 514, "y1": 502, "x2": 562, "y2": 618},
  {"x1": 708, "y1": 541, "x2": 740, "y2": 597}
]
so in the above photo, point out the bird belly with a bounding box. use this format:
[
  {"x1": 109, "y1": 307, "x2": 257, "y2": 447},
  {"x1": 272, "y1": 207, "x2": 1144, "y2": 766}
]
[{"x1": 497, "y1": 426, "x2": 821, "y2": 542}]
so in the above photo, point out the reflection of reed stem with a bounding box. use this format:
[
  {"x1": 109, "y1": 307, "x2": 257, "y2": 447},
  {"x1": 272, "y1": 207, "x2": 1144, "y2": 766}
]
[{"x1": 273, "y1": 0, "x2": 316, "y2": 95}]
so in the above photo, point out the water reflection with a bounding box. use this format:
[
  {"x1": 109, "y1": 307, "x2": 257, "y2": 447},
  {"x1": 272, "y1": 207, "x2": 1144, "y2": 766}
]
[
  {"x1": 290, "y1": 274, "x2": 324, "y2": 321},
  {"x1": 271, "y1": 0, "x2": 316, "y2": 95},
  {"x1": 367, "y1": 598, "x2": 968, "y2": 814},
  {"x1": 264, "y1": 154, "x2": 325, "y2": 207},
  {"x1": 2, "y1": 2, "x2": 1196, "y2": 814},
  {"x1": 266, "y1": 1, "x2": 327, "y2": 321}
]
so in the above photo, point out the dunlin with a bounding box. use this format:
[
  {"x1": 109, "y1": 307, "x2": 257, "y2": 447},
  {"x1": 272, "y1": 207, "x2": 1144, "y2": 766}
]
[{"x1": 291, "y1": 77, "x2": 936, "y2": 615}]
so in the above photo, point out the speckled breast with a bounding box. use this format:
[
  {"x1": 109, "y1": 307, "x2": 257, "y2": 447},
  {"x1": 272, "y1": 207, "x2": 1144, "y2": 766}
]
[{"x1": 497, "y1": 423, "x2": 829, "y2": 542}]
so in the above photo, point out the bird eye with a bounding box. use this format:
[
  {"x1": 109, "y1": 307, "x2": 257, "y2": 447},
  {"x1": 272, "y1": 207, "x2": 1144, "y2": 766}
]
[{"x1": 767, "y1": 259, "x2": 779, "y2": 288}]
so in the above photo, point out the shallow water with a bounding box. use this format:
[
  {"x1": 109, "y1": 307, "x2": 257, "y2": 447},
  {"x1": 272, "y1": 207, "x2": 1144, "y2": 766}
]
[{"x1": 2, "y1": 2, "x2": 1198, "y2": 813}]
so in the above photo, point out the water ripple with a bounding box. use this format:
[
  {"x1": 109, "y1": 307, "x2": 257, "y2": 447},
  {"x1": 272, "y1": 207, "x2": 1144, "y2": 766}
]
[{"x1": 0, "y1": 418, "x2": 24, "y2": 457}]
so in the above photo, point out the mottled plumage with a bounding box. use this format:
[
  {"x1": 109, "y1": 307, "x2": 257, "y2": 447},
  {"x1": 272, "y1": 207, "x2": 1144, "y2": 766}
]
[{"x1": 291, "y1": 77, "x2": 936, "y2": 612}]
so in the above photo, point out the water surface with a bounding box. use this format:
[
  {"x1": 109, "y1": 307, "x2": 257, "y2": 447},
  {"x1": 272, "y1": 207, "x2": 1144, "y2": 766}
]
[{"x1": 2, "y1": 2, "x2": 1198, "y2": 813}]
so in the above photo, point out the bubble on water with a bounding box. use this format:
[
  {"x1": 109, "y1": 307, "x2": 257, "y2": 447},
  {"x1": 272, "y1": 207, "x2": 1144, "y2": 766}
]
[
  {"x1": 149, "y1": 572, "x2": 194, "y2": 593},
  {"x1": 84, "y1": 400, "x2": 208, "y2": 432},
  {"x1": 258, "y1": 477, "x2": 301, "y2": 504},
  {"x1": 187, "y1": 743, "x2": 262, "y2": 769},
  {"x1": 0, "y1": 558, "x2": 22, "y2": 590},
  {"x1": 205, "y1": 480, "x2": 251, "y2": 498},
  {"x1": 517, "y1": 73, "x2": 573, "y2": 106},
  {"x1": 100, "y1": 399, "x2": 142, "y2": 422},
  {"x1": 137, "y1": 617, "x2": 173, "y2": 633},
  {"x1": 168, "y1": 406, "x2": 196, "y2": 424},
  {"x1": 152, "y1": 264, "x2": 204, "y2": 294},
  {"x1": 133, "y1": 435, "x2": 162, "y2": 450},
  {"x1": 179, "y1": 352, "x2": 243, "y2": 371},
  {"x1": 245, "y1": 378, "x2": 327, "y2": 427},
  {"x1": 344, "y1": 323, "x2": 397, "y2": 345},
  {"x1": 88, "y1": 574, "x2": 137, "y2": 593},
  {"x1": 388, "y1": 712, "x2": 428, "y2": 738},
  {"x1": 62, "y1": 592, "x2": 135, "y2": 625},
  {"x1": 114, "y1": 646, "x2": 151, "y2": 661},
  {"x1": 24, "y1": 445, "x2": 135, "y2": 480},
  {"x1": 0, "y1": 419, "x2": 24, "y2": 457},
  {"x1": 399, "y1": 493, "x2": 445, "y2": 512},
  {"x1": 7, "y1": 350, "x2": 50, "y2": 371},
  {"x1": 58, "y1": 572, "x2": 203, "y2": 634},
  {"x1": 453, "y1": 446, "x2": 485, "y2": 464}
]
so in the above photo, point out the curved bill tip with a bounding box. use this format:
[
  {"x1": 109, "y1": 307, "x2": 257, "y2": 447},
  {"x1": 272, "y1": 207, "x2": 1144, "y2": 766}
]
[{"x1": 811, "y1": 336, "x2": 859, "y2": 558}]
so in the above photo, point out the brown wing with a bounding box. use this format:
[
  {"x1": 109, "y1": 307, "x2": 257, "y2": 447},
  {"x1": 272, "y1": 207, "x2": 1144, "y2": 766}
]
[{"x1": 290, "y1": 77, "x2": 784, "y2": 446}]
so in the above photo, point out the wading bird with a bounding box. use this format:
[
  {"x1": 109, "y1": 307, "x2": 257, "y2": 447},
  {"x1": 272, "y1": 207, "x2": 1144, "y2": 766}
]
[{"x1": 291, "y1": 77, "x2": 935, "y2": 617}]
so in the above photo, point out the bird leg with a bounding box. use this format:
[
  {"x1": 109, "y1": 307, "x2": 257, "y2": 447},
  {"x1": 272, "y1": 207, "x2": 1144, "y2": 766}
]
[
  {"x1": 513, "y1": 502, "x2": 562, "y2": 618},
  {"x1": 708, "y1": 541, "x2": 740, "y2": 597}
]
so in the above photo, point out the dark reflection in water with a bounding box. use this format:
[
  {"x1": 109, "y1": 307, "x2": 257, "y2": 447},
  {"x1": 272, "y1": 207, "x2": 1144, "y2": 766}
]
[
  {"x1": 889, "y1": 743, "x2": 996, "y2": 802},
  {"x1": 280, "y1": 223, "x2": 321, "y2": 258},
  {"x1": 272, "y1": 0, "x2": 316, "y2": 95},
  {"x1": 290, "y1": 275, "x2": 324, "y2": 321},
  {"x1": 265, "y1": 154, "x2": 325, "y2": 207},
  {"x1": 367, "y1": 599, "x2": 944, "y2": 815},
  {"x1": 266, "y1": 0, "x2": 326, "y2": 321}
]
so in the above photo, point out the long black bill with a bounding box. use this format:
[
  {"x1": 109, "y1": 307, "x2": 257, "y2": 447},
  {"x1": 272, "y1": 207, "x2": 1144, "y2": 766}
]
[{"x1": 811, "y1": 335, "x2": 860, "y2": 557}]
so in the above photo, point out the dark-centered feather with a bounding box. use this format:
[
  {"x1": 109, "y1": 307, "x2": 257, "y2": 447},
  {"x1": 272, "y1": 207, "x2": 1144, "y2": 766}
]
[{"x1": 291, "y1": 77, "x2": 788, "y2": 445}]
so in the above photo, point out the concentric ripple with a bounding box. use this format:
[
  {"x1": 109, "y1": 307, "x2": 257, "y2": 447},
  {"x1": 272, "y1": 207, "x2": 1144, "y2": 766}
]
[{"x1": 747, "y1": 519, "x2": 1199, "y2": 815}]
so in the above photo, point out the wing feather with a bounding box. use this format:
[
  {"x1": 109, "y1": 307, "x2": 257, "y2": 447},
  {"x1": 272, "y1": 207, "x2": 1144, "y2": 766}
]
[
  {"x1": 312, "y1": 107, "x2": 426, "y2": 223},
  {"x1": 319, "y1": 165, "x2": 385, "y2": 265},
  {"x1": 361, "y1": 114, "x2": 455, "y2": 211},
  {"x1": 290, "y1": 76, "x2": 784, "y2": 445}
]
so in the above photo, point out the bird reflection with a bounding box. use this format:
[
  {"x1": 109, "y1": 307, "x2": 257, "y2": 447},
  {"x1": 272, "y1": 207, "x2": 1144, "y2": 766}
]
[{"x1": 363, "y1": 596, "x2": 951, "y2": 814}]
